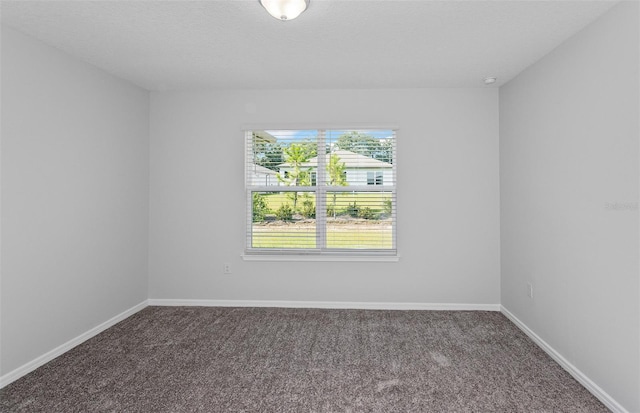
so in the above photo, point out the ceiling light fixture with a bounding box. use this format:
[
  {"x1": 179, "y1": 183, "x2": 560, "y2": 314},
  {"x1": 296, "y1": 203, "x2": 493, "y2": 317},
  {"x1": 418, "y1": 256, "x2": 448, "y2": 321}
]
[
  {"x1": 484, "y1": 77, "x2": 497, "y2": 85},
  {"x1": 259, "y1": 0, "x2": 309, "y2": 21}
]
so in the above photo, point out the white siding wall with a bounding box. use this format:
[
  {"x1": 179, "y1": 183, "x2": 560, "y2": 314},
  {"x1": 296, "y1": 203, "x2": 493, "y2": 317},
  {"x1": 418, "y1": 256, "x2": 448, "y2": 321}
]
[{"x1": 345, "y1": 169, "x2": 393, "y2": 187}]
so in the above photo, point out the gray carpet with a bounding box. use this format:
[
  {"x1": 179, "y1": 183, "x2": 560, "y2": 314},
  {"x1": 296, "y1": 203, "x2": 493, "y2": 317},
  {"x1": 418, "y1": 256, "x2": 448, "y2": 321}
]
[{"x1": 1, "y1": 307, "x2": 609, "y2": 412}]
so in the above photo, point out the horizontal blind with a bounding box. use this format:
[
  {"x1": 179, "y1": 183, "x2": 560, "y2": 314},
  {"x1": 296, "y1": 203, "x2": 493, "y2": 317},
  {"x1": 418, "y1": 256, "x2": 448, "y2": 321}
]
[{"x1": 246, "y1": 129, "x2": 396, "y2": 255}]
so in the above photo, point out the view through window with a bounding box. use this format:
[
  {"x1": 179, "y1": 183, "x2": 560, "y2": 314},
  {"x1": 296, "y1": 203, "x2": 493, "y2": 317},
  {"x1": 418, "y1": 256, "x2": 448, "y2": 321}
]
[{"x1": 245, "y1": 129, "x2": 396, "y2": 255}]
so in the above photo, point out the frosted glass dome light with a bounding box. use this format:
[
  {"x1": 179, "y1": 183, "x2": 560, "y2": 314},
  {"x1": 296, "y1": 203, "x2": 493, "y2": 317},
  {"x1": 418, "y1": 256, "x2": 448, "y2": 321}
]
[{"x1": 259, "y1": 0, "x2": 309, "y2": 21}]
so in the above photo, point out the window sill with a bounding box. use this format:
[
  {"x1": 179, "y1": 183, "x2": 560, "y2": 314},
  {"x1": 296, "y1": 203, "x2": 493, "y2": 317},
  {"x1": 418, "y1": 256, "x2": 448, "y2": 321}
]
[{"x1": 242, "y1": 254, "x2": 400, "y2": 262}]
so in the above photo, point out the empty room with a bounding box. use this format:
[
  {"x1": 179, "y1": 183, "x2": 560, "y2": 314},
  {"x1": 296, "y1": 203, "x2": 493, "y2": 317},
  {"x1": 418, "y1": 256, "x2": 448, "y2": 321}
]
[{"x1": 1, "y1": 0, "x2": 638, "y2": 412}]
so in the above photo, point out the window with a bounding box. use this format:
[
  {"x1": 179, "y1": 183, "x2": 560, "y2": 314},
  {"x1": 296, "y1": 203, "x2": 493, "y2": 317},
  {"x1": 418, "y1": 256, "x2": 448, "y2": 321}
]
[
  {"x1": 245, "y1": 128, "x2": 397, "y2": 258},
  {"x1": 367, "y1": 171, "x2": 383, "y2": 186}
]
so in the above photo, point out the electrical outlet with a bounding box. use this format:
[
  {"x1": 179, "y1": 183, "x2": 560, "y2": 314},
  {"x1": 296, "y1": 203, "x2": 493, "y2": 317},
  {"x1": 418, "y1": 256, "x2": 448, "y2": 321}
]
[
  {"x1": 223, "y1": 263, "x2": 231, "y2": 274},
  {"x1": 527, "y1": 283, "x2": 533, "y2": 299}
]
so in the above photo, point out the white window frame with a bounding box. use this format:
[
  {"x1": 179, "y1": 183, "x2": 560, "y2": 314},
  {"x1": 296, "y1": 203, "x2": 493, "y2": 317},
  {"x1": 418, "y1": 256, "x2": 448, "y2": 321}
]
[
  {"x1": 367, "y1": 171, "x2": 384, "y2": 186},
  {"x1": 243, "y1": 125, "x2": 399, "y2": 262}
]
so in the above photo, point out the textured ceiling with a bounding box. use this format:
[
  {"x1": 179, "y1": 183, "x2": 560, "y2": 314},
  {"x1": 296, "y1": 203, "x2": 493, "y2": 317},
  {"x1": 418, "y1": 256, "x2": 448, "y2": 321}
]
[{"x1": 0, "y1": 0, "x2": 619, "y2": 91}]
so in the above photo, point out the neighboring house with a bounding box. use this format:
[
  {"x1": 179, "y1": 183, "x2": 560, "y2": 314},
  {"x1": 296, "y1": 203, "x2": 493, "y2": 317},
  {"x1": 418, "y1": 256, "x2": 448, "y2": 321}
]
[
  {"x1": 278, "y1": 149, "x2": 393, "y2": 187},
  {"x1": 248, "y1": 163, "x2": 278, "y2": 186}
]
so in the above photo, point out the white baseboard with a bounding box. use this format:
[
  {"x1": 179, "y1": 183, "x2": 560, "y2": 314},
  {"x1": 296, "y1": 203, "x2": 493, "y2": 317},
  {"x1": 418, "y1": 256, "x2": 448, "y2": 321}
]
[
  {"x1": 500, "y1": 305, "x2": 628, "y2": 413},
  {"x1": 0, "y1": 300, "x2": 148, "y2": 389},
  {"x1": 148, "y1": 298, "x2": 501, "y2": 312}
]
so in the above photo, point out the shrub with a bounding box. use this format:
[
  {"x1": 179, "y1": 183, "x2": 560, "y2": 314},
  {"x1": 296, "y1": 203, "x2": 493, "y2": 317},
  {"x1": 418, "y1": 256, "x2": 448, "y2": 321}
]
[
  {"x1": 346, "y1": 202, "x2": 359, "y2": 218},
  {"x1": 300, "y1": 198, "x2": 315, "y2": 219},
  {"x1": 383, "y1": 198, "x2": 392, "y2": 216},
  {"x1": 275, "y1": 204, "x2": 294, "y2": 221},
  {"x1": 252, "y1": 193, "x2": 269, "y2": 222},
  {"x1": 358, "y1": 206, "x2": 376, "y2": 220}
]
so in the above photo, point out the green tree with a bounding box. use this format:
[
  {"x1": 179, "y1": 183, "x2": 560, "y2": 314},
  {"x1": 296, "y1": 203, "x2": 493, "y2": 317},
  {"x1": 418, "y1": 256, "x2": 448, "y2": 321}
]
[
  {"x1": 276, "y1": 143, "x2": 313, "y2": 209},
  {"x1": 334, "y1": 131, "x2": 392, "y2": 163},
  {"x1": 377, "y1": 138, "x2": 394, "y2": 164},
  {"x1": 253, "y1": 139, "x2": 284, "y2": 171},
  {"x1": 327, "y1": 153, "x2": 347, "y2": 218},
  {"x1": 334, "y1": 131, "x2": 377, "y2": 158},
  {"x1": 298, "y1": 139, "x2": 318, "y2": 159}
]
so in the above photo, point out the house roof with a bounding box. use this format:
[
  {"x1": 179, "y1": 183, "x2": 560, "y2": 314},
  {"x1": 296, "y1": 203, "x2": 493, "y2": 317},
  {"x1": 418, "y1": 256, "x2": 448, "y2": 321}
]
[
  {"x1": 252, "y1": 131, "x2": 277, "y2": 144},
  {"x1": 251, "y1": 164, "x2": 278, "y2": 175},
  {"x1": 279, "y1": 150, "x2": 392, "y2": 169}
]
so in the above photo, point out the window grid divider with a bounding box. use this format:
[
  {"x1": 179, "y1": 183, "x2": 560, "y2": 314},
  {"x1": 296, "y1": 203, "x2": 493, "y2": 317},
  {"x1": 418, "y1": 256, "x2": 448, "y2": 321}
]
[{"x1": 316, "y1": 130, "x2": 327, "y2": 249}]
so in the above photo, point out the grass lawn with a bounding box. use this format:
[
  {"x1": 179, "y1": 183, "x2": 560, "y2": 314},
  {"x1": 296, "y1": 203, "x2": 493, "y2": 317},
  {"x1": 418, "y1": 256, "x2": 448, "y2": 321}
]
[
  {"x1": 252, "y1": 191, "x2": 393, "y2": 249},
  {"x1": 252, "y1": 222, "x2": 393, "y2": 249}
]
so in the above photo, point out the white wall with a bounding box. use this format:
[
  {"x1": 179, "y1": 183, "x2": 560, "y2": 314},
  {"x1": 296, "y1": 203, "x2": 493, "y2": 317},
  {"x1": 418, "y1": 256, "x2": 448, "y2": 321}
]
[
  {"x1": 149, "y1": 89, "x2": 500, "y2": 305},
  {"x1": 499, "y1": 2, "x2": 639, "y2": 412},
  {"x1": 0, "y1": 28, "x2": 150, "y2": 376}
]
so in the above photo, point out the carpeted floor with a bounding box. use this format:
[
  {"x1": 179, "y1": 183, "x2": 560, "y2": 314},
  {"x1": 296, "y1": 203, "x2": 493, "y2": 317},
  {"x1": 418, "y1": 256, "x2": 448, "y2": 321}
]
[{"x1": 1, "y1": 306, "x2": 609, "y2": 412}]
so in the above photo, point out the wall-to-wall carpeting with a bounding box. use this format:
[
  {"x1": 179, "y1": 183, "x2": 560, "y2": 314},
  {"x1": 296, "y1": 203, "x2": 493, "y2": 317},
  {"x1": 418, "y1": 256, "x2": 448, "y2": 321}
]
[{"x1": 0, "y1": 307, "x2": 607, "y2": 412}]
